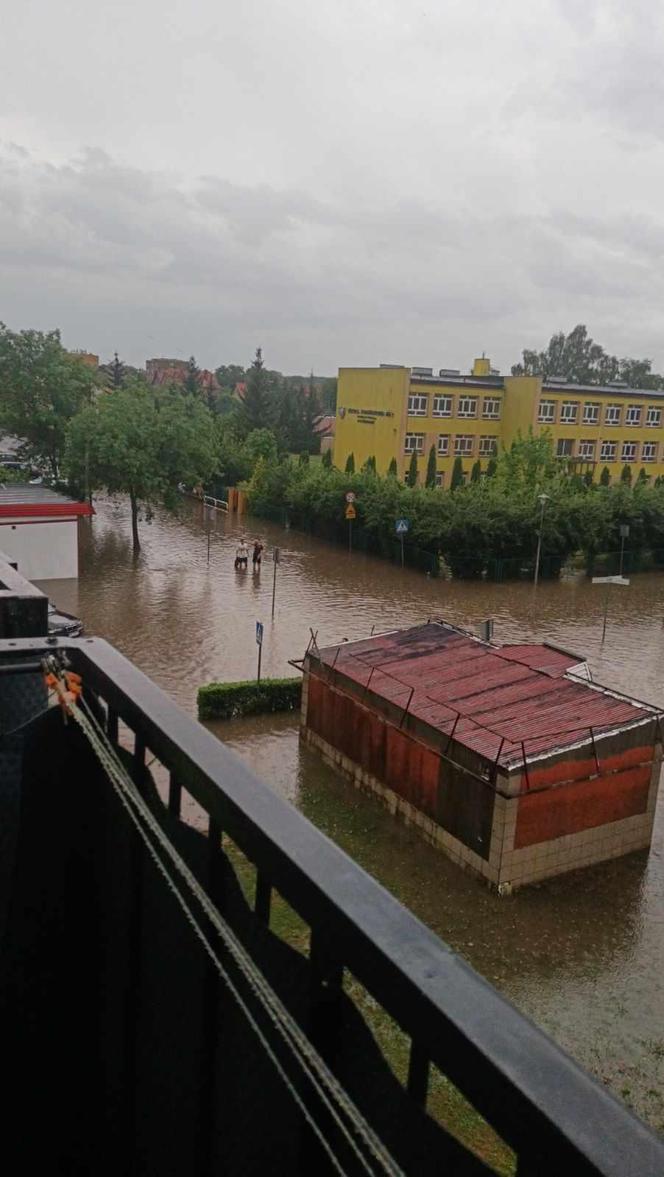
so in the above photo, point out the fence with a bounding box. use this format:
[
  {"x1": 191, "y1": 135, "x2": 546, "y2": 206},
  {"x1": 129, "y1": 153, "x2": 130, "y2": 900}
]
[{"x1": 2, "y1": 623, "x2": 664, "y2": 1173}]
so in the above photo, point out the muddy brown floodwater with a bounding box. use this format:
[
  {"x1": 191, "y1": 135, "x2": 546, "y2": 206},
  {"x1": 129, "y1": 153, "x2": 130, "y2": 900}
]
[{"x1": 42, "y1": 496, "x2": 664, "y2": 1133}]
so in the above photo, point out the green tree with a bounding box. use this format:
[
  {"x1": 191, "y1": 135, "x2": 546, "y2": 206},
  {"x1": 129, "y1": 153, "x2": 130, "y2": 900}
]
[
  {"x1": 319, "y1": 376, "x2": 337, "y2": 414},
  {"x1": 0, "y1": 323, "x2": 97, "y2": 478},
  {"x1": 362, "y1": 455, "x2": 377, "y2": 474},
  {"x1": 240, "y1": 348, "x2": 276, "y2": 433},
  {"x1": 470, "y1": 459, "x2": 482, "y2": 484},
  {"x1": 66, "y1": 384, "x2": 217, "y2": 551},
  {"x1": 215, "y1": 363, "x2": 245, "y2": 391},
  {"x1": 184, "y1": 355, "x2": 200, "y2": 396},
  {"x1": 621, "y1": 464, "x2": 632, "y2": 485},
  {"x1": 406, "y1": 451, "x2": 418, "y2": 487},
  {"x1": 450, "y1": 456, "x2": 464, "y2": 491},
  {"x1": 112, "y1": 351, "x2": 124, "y2": 389},
  {"x1": 345, "y1": 452, "x2": 355, "y2": 474},
  {"x1": 485, "y1": 456, "x2": 498, "y2": 478},
  {"x1": 276, "y1": 379, "x2": 322, "y2": 454},
  {"x1": 322, "y1": 447, "x2": 332, "y2": 469},
  {"x1": 637, "y1": 467, "x2": 649, "y2": 485},
  {"x1": 299, "y1": 451, "x2": 310, "y2": 467},
  {"x1": 511, "y1": 323, "x2": 664, "y2": 388},
  {"x1": 600, "y1": 466, "x2": 611, "y2": 486},
  {"x1": 387, "y1": 457, "x2": 398, "y2": 477},
  {"x1": 242, "y1": 427, "x2": 279, "y2": 471},
  {"x1": 425, "y1": 445, "x2": 437, "y2": 488}
]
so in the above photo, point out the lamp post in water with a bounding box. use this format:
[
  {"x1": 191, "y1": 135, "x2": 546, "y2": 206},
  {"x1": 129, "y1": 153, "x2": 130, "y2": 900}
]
[{"x1": 533, "y1": 493, "x2": 551, "y2": 587}]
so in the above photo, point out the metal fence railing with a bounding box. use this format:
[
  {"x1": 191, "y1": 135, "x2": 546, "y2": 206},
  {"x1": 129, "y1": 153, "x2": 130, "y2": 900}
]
[{"x1": 3, "y1": 622, "x2": 664, "y2": 1174}]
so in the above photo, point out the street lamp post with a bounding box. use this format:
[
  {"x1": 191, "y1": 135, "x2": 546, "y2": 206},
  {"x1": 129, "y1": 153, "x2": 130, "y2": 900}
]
[{"x1": 533, "y1": 494, "x2": 551, "y2": 587}]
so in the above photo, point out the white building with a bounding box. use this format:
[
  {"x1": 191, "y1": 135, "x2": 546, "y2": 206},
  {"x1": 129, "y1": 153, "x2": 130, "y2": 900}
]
[{"x1": 0, "y1": 485, "x2": 93, "y2": 580}]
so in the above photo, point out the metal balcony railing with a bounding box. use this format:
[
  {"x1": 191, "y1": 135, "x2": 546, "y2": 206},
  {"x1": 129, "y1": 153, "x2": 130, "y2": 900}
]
[
  {"x1": 1, "y1": 557, "x2": 663, "y2": 1176},
  {"x1": 2, "y1": 634, "x2": 663, "y2": 1175}
]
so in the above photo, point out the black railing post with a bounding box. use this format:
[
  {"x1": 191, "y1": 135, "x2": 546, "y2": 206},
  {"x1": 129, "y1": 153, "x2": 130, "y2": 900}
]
[
  {"x1": 107, "y1": 705, "x2": 119, "y2": 744},
  {"x1": 196, "y1": 816, "x2": 224, "y2": 1177},
  {"x1": 254, "y1": 871, "x2": 272, "y2": 924},
  {"x1": 168, "y1": 771, "x2": 182, "y2": 817},
  {"x1": 407, "y1": 1040, "x2": 430, "y2": 1109}
]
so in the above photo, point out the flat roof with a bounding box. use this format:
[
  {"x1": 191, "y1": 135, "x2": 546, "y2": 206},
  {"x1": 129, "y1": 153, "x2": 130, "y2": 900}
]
[
  {"x1": 542, "y1": 381, "x2": 664, "y2": 400},
  {"x1": 410, "y1": 374, "x2": 504, "y2": 390},
  {"x1": 0, "y1": 484, "x2": 93, "y2": 518},
  {"x1": 313, "y1": 622, "x2": 656, "y2": 768}
]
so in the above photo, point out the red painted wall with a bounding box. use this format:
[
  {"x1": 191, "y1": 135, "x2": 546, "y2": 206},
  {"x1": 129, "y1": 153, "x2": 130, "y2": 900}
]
[{"x1": 514, "y1": 762, "x2": 652, "y2": 848}]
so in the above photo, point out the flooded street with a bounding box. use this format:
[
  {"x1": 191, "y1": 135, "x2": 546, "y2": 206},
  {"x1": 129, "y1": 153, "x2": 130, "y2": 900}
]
[{"x1": 44, "y1": 496, "x2": 664, "y2": 1131}]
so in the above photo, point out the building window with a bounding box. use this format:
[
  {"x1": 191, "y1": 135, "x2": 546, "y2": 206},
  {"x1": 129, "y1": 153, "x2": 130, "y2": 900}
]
[
  {"x1": 605, "y1": 404, "x2": 621, "y2": 425},
  {"x1": 482, "y1": 397, "x2": 501, "y2": 419},
  {"x1": 432, "y1": 394, "x2": 453, "y2": 417},
  {"x1": 404, "y1": 432, "x2": 424, "y2": 454},
  {"x1": 557, "y1": 438, "x2": 573, "y2": 458},
  {"x1": 457, "y1": 396, "x2": 478, "y2": 419},
  {"x1": 454, "y1": 435, "x2": 474, "y2": 456},
  {"x1": 642, "y1": 442, "x2": 658, "y2": 463},
  {"x1": 578, "y1": 440, "x2": 596, "y2": 460},
  {"x1": 538, "y1": 400, "x2": 555, "y2": 422},
  {"x1": 583, "y1": 402, "x2": 600, "y2": 424},
  {"x1": 435, "y1": 471, "x2": 444, "y2": 487},
  {"x1": 478, "y1": 436, "x2": 497, "y2": 457},
  {"x1": 621, "y1": 441, "x2": 637, "y2": 462},
  {"x1": 560, "y1": 401, "x2": 579, "y2": 423},
  {"x1": 625, "y1": 404, "x2": 642, "y2": 426},
  {"x1": 408, "y1": 393, "x2": 428, "y2": 417},
  {"x1": 646, "y1": 406, "x2": 661, "y2": 427},
  {"x1": 437, "y1": 434, "x2": 450, "y2": 456},
  {"x1": 600, "y1": 441, "x2": 617, "y2": 462}
]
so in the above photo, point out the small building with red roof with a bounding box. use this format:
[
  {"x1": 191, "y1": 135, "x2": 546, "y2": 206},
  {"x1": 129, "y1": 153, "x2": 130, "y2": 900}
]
[
  {"x1": 301, "y1": 621, "x2": 662, "y2": 890},
  {"x1": 0, "y1": 485, "x2": 93, "y2": 580}
]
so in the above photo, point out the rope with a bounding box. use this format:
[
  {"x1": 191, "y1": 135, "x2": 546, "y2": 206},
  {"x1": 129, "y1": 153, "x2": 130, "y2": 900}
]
[{"x1": 66, "y1": 689, "x2": 404, "y2": 1177}]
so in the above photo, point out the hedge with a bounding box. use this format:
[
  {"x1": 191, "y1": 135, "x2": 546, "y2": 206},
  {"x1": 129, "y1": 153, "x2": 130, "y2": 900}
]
[{"x1": 197, "y1": 677, "x2": 302, "y2": 720}]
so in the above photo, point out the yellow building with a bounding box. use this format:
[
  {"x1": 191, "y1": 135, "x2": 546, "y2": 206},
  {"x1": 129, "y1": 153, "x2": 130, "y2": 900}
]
[{"x1": 333, "y1": 358, "x2": 664, "y2": 485}]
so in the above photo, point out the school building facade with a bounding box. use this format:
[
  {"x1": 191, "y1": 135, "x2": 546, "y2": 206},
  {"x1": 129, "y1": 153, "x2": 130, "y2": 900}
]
[{"x1": 333, "y1": 358, "x2": 664, "y2": 486}]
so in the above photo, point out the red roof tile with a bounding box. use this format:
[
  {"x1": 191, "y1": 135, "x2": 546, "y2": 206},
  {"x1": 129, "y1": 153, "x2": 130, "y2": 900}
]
[{"x1": 314, "y1": 623, "x2": 656, "y2": 768}]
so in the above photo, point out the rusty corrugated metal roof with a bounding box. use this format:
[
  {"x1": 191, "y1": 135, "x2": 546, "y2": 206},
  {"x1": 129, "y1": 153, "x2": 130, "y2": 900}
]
[{"x1": 314, "y1": 622, "x2": 656, "y2": 769}]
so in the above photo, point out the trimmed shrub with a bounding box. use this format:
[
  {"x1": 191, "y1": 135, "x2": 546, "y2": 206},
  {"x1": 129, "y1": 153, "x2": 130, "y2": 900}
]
[{"x1": 197, "y1": 676, "x2": 302, "y2": 720}]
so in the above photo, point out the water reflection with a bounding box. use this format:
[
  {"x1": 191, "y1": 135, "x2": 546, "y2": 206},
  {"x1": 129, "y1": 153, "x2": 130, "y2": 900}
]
[{"x1": 40, "y1": 495, "x2": 664, "y2": 1130}]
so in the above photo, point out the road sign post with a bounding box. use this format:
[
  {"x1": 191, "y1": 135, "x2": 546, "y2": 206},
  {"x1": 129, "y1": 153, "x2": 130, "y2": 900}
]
[
  {"x1": 256, "y1": 620, "x2": 264, "y2": 683},
  {"x1": 206, "y1": 503, "x2": 212, "y2": 564},
  {"x1": 395, "y1": 518, "x2": 409, "y2": 568},
  {"x1": 592, "y1": 575, "x2": 629, "y2": 642},
  {"x1": 345, "y1": 501, "x2": 356, "y2": 553},
  {"x1": 619, "y1": 524, "x2": 630, "y2": 577},
  {"x1": 271, "y1": 547, "x2": 280, "y2": 619}
]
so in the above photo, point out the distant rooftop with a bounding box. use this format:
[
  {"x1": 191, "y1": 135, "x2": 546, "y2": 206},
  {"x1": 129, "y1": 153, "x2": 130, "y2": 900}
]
[
  {"x1": 0, "y1": 484, "x2": 93, "y2": 518},
  {"x1": 541, "y1": 380, "x2": 664, "y2": 399}
]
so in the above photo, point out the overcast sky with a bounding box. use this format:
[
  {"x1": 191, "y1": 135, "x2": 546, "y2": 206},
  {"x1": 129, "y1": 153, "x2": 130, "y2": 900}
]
[{"x1": 2, "y1": 0, "x2": 664, "y2": 375}]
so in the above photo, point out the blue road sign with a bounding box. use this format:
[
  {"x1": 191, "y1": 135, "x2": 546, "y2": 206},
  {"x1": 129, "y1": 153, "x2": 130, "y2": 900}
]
[
  {"x1": 395, "y1": 518, "x2": 410, "y2": 534},
  {"x1": 256, "y1": 621, "x2": 264, "y2": 645}
]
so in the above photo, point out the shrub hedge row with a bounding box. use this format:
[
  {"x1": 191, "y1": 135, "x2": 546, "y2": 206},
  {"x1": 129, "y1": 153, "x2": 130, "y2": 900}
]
[{"x1": 197, "y1": 677, "x2": 302, "y2": 720}]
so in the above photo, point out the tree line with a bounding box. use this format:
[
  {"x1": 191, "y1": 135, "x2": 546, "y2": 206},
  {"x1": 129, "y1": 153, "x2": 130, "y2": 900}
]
[
  {"x1": 245, "y1": 433, "x2": 664, "y2": 579},
  {"x1": 0, "y1": 325, "x2": 328, "y2": 550},
  {"x1": 511, "y1": 323, "x2": 664, "y2": 388}
]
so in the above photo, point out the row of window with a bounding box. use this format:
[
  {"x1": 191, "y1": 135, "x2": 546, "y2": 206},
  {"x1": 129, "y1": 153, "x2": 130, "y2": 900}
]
[
  {"x1": 539, "y1": 400, "x2": 662, "y2": 427},
  {"x1": 557, "y1": 438, "x2": 660, "y2": 462},
  {"x1": 405, "y1": 433, "x2": 498, "y2": 458},
  {"x1": 408, "y1": 393, "x2": 501, "y2": 420}
]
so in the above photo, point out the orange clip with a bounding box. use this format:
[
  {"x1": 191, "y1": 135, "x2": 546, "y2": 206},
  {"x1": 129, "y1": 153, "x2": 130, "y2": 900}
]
[{"x1": 45, "y1": 669, "x2": 83, "y2": 714}]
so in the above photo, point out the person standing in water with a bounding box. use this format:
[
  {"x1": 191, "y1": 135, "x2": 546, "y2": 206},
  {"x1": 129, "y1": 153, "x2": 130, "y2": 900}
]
[
  {"x1": 252, "y1": 539, "x2": 264, "y2": 572},
  {"x1": 234, "y1": 538, "x2": 249, "y2": 570}
]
